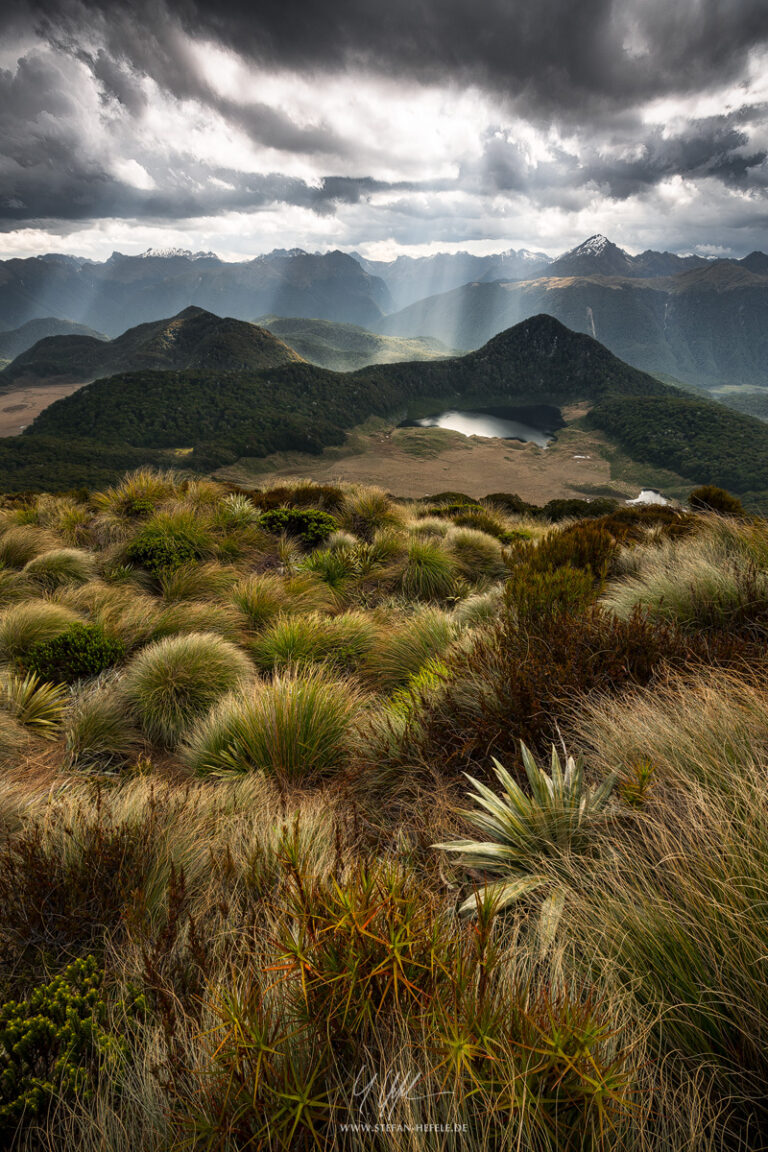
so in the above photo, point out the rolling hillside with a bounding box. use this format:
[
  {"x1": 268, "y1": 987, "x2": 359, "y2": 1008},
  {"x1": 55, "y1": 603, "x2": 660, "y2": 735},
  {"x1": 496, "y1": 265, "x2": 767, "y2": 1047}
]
[
  {"x1": 258, "y1": 315, "x2": 457, "y2": 370},
  {"x1": 0, "y1": 307, "x2": 303, "y2": 387},
  {"x1": 0, "y1": 317, "x2": 107, "y2": 362}
]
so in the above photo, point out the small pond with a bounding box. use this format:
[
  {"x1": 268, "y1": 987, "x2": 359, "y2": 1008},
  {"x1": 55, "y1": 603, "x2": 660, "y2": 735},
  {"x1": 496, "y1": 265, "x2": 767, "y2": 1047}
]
[{"x1": 398, "y1": 405, "x2": 564, "y2": 447}]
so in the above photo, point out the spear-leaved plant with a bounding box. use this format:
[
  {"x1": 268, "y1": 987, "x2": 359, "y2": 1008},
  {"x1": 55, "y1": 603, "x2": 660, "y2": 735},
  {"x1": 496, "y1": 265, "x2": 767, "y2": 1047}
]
[{"x1": 435, "y1": 744, "x2": 617, "y2": 933}]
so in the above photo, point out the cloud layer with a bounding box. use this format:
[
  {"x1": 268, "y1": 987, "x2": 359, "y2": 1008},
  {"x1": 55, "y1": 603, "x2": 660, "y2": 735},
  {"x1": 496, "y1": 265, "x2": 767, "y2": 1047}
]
[{"x1": 1, "y1": 0, "x2": 767, "y2": 258}]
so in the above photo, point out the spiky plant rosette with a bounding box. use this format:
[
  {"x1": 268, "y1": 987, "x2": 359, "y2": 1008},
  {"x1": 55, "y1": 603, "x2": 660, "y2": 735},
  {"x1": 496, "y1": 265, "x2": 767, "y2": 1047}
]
[{"x1": 436, "y1": 744, "x2": 617, "y2": 923}]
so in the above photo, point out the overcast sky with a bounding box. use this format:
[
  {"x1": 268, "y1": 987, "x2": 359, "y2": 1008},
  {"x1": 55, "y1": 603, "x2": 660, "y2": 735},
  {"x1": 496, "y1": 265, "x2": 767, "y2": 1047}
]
[{"x1": 1, "y1": 0, "x2": 767, "y2": 261}]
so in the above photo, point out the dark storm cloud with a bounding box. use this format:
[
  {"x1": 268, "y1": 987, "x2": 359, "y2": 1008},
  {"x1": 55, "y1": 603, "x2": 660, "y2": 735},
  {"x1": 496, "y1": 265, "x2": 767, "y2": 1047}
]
[
  {"x1": 474, "y1": 112, "x2": 768, "y2": 202},
  {"x1": 0, "y1": 0, "x2": 767, "y2": 246},
  {"x1": 9, "y1": 0, "x2": 768, "y2": 116}
]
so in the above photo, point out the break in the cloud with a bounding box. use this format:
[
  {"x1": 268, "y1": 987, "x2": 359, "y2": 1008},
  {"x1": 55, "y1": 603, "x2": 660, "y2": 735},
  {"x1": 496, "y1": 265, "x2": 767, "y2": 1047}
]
[{"x1": 0, "y1": 0, "x2": 767, "y2": 259}]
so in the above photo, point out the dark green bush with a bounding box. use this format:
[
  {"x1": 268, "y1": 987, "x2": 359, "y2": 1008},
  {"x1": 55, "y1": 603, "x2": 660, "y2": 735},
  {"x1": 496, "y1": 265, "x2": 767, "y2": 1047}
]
[
  {"x1": 0, "y1": 956, "x2": 109, "y2": 1134},
  {"x1": 541, "y1": 497, "x2": 619, "y2": 522},
  {"x1": 251, "y1": 484, "x2": 346, "y2": 513},
  {"x1": 26, "y1": 624, "x2": 125, "y2": 684},
  {"x1": 258, "y1": 508, "x2": 338, "y2": 548},
  {"x1": 688, "y1": 485, "x2": 745, "y2": 516},
  {"x1": 484, "y1": 492, "x2": 538, "y2": 515},
  {"x1": 423, "y1": 501, "x2": 483, "y2": 518},
  {"x1": 528, "y1": 523, "x2": 620, "y2": 578},
  {"x1": 505, "y1": 565, "x2": 596, "y2": 625},
  {"x1": 421, "y1": 491, "x2": 478, "y2": 506},
  {"x1": 126, "y1": 526, "x2": 202, "y2": 575}
]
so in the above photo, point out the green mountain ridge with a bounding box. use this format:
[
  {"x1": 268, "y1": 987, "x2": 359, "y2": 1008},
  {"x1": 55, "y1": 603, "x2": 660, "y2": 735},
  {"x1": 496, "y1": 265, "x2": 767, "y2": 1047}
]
[
  {"x1": 0, "y1": 306, "x2": 302, "y2": 387},
  {"x1": 0, "y1": 317, "x2": 108, "y2": 362}
]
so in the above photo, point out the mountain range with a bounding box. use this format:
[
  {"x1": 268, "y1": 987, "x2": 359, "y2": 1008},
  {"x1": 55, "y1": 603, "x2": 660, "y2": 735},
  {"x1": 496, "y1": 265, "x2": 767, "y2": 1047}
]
[
  {"x1": 0, "y1": 248, "x2": 391, "y2": 336},
  {"x1": 1, "y1": 235, "x2": 767, "y2": 390},
  {"x1": 378, "y1": 240, "x2": 768, "y2": 388}
]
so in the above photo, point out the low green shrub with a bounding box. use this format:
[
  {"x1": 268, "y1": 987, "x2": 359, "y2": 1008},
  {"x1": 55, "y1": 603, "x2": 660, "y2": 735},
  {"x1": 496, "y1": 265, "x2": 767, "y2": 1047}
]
[
  {"x1": 483, "y1": 492, "x2": 537, "y2": 515},
  {"x1": 126, "y1": 512, "x2": 211, "y2": 575},
  {"x1": 542, "y1": 497, "x2": 619, "y2": 521},
  {"x1": 258, "y1": 508, "x2": 338, "y2": 548},
  {"x1": 26, "y1": 623, "x2": 125, "y2": 684},
  {"x1": 0, "y1": 956, "x2": 110, "y2": 1134},
  {"x1": 688, "y1": 485, "x2": 745, "y2": 516},
  {"x1": 250, "y1": 482, "x2": 346, "y2": 513}
]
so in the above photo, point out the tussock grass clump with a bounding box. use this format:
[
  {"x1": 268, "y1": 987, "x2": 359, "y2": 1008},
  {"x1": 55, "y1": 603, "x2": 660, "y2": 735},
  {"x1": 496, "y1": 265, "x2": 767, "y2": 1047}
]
[
  {"x1": 0, "y1": 525, "x2": 59, "y2": 569},
  {"x1": 158, "y1": 561, "x2": 239, "y2": 603},
  {"x1": 230, "y1": 572, "x2": 288, "y2": 630},
  {"x1": 183, "y1": 668, "x2": 363, "y2": 782},
  {"x1": 0, "y1": 600, "x2": 82, "y2": 661},
  {"x1": 64, "y1": 687, "x2": 141, "y2": 772},
  {"x1": 60, "y1": 581, "x2": 163, "y2": 651},
  {"x1": 603, "y1": 523, "x2": 768, "y2": 633},
  {"x1": 386, "y1": 538, "x2": 459, "y2": 602},
  {"x1": 340, "y1": 486, "x2": 404, "y2": 540},
  {"x1": 447, "y1": 526, "x2": 507, "y2": 580},
  {"x1": 0, "y1": 566, "x2": 33, "y2": 608},
  {"x1": 153, "y1": 600, "x2": 247, "y2": 643},
  {"x1": 93, "y1": 467, "x2": 179, "y2": 522},
  {"x1": 453, "y1": 586, "x2": 503, "y2": 627},
  {"x1": 366, "y1": 607, "x2": 454, "y2": 692},
  {"x1": 22, "y1": 548, "x2": 96, "y2": 591},
  {"x1": 122, "y1": 632, "x2": 254, "y2": 746},
  {"x1": 251, "y1": 610, "x2": 379, "y2": 674},
  {"x1": 0, "y1": 711, "x2": 29, "y2": 767},
  {"x1": 409, "y1": 515, "x2": 450, "y2": 538}
]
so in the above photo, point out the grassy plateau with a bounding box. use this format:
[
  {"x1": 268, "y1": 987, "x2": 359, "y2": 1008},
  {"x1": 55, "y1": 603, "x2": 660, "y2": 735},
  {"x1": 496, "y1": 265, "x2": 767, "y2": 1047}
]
[{"x1": 0, "y1": 469, "x2": 766, "y2": 1149}]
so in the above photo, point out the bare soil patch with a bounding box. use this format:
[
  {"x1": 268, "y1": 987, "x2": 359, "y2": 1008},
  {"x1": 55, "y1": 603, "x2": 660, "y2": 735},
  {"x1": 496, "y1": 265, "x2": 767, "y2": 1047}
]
[
  {"x1": 220, "y1": 420, "x2": 636, "y2": 503},
  {"x1": 0, "y1": 381, "x2": 88, "y2": 436}
]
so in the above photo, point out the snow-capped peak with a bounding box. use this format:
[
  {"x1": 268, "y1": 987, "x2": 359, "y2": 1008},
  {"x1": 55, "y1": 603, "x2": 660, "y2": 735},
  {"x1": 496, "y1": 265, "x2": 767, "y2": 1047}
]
[
  {"x1": 138, "y1": 247, "x2": 217, "y2": 260},
  {"x1": 574, "y1": 234, "x2": 611, "y2": 256}
]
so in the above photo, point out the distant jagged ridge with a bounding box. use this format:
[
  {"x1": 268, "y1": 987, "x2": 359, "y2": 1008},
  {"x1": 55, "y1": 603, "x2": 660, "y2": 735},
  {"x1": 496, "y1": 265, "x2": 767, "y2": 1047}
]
[
  {"x1": 0, "y1": 307, "x2": 303, "y2": 386},
  {"x1": 379, "y1": 241, "x2": 768, "y2": 388},
  {"x1": 0, "y1": 249, "x2": 391, "y2": 336}
]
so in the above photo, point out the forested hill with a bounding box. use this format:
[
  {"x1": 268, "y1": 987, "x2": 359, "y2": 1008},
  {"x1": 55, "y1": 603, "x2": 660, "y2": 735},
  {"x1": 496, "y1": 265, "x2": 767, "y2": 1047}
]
[
  {"x1": 29, "y1": 314, "x2": 671, "y2": 456},
  {"x1": 8, "y1": 313, "x2": 768, "y2": 497},
  {"x1": 0, "y1": 307, "x2": 302, "y2": 386}
]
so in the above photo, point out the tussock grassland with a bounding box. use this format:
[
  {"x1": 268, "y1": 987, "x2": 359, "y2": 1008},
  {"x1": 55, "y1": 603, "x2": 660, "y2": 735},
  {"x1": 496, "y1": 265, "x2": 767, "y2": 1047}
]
[{"x1": 0, "y1": 471, "x2": 767, "y2": 1149}]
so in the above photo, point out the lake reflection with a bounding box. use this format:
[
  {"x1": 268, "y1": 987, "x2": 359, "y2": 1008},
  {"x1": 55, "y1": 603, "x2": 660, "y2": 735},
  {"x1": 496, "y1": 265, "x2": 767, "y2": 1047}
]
[{"x1": 399, "y1": 405, "x2": 563, "y2": 448}]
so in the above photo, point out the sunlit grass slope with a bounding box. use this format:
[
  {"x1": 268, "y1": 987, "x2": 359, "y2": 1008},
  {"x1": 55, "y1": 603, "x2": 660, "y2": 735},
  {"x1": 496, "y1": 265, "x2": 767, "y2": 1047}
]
[{"x1": 0, "y1": 471, "x2": 767, "y2": 1149}]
